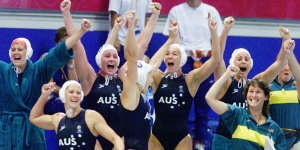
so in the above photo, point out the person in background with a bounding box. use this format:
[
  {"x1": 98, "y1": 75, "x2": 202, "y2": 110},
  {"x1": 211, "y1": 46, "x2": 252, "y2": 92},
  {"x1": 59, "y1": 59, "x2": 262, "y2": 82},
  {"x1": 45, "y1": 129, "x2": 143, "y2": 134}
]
[
  {"x1": 269, "y1": 29, "x2": 300, "y2": 150},
  {"x1": 109, "y1": 0, "x2": 152, "y2": 66}
]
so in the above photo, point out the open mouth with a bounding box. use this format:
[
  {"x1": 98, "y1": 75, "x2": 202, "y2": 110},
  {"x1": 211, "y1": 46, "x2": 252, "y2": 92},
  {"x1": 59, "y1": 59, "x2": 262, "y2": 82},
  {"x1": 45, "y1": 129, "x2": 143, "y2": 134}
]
[
  {"x1": 107, "y1": 64, "x2": 115, "y2": 69},
  {"x1": 70, "y1": 98, "x2": 79, "y2": 103},
  {"x1": 13, "y1": 56, "x2": 21, "y2": 61},
  {"x1": 284, "y1": 72, "x2": 289, "y2": 76},
  {"x1": 167, "y1": 62, "x2": 174, "y2": 67},
  {"x1": 240, "y1": 67, "x2": 247, "y2": 72}
]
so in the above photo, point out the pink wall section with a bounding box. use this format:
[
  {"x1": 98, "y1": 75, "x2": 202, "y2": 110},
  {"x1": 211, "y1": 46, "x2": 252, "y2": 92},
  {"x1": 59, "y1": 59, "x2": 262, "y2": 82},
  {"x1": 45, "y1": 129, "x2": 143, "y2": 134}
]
[{"x1": 0, "y1": 0, "x2": 299, "y2": 20}]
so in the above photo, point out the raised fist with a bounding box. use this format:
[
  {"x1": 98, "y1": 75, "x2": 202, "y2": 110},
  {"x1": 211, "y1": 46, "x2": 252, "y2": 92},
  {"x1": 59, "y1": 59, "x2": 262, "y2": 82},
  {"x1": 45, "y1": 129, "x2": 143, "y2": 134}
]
[
  {"x1": 41, "y1": 82, "x2": 56, "y2": 97},
  {"x1": 114, "y1": 16, "x2": 124, "y2": 30},
  {"x1": 227, "y1": 65, "x2": 240, "y2": 77},
  {"x1": 149, "y1": 2, "x2": 162, "y2": 15},
  {"x1": 208, "y1": 13, "x2": 217, "y2": 31},
  {"x1": 168, "y1": 19, "x2": 179, "y2": 41},
  {"x1": 81, "y1": 19, "x2": 91, "y2": 32},
  {"x1": 224, "y1": 16, "x2": 235, "y2": 30},
  {"x1": 279, "y1": 25, "x2": 291, "y2": 41},
  {"x1": 283, "y1": 39, "x2": 295, "y2": 53},
  {"x1": 125, "y1": 10, "x2": 138, "y2": 29},
  {"x1": 60, "y1": 0, "x2": 71, "y2": 12}
]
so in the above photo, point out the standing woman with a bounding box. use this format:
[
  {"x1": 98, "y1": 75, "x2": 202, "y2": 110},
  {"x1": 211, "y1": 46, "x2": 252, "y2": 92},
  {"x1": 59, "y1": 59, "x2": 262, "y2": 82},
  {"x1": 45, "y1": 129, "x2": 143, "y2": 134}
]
[
  {"x1": 61, "y1": 0, "x2": 124, "y2": 149},
  {"x1": 212, "y1": 25, "x2": 293, "y2": 150},
  {"x1": 0, "y1": 19, "x2": 90, "y2": 150},
  {"x1": 30, "y1": 81, "x2": 124, "y2": 150},
  {"x1": 148, "y1": 14, "x2": 220, "y2": 150},
  {"x1": 206, "y1": 65, "x2": 287, "y2": 150}
]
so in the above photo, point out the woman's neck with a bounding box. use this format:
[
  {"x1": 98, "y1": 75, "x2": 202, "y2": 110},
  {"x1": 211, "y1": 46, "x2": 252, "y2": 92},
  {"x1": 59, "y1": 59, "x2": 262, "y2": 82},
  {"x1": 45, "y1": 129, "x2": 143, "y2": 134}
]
[
  {"x1": 249, "y1": 107, "x2": 265, "y2": 125},
  {"x1": 65, "y1": 106, "x2": 82, "y2": 118}
]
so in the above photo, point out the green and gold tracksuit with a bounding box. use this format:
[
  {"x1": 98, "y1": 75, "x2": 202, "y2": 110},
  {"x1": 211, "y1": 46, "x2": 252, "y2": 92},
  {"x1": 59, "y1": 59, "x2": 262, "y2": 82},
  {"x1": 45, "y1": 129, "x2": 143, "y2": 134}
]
[
  {"x1": 222, "y1": 104, "x2": 287, "y2": 150},
  {"x1": 269, "y1": 78, "x2": 300, "y2": 149},
  {"x1": 0, "y1": 41, "x2": 73, "y2": 150}
]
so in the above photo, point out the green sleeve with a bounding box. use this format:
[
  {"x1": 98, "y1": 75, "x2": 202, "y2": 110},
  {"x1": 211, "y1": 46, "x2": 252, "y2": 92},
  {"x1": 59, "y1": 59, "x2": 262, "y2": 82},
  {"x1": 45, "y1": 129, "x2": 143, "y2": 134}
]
[
  {"x1": 221, "y1": 104, "x2": 243, "y2": 134},
  {"x1": 35, "y1": 40, "x2": 74, "y2": 82}
]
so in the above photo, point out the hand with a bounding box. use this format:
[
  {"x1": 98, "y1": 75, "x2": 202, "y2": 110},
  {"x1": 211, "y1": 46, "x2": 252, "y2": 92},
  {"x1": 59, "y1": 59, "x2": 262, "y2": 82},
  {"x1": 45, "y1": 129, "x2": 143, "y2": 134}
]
[
  {"x1": 224, "y1": 16, "x2": 235, "y2": 30},
  {"x1": 114, "y1": 16, "x2": 124, "y2": 30},
  {"x1": 227, "y1": 65, "x2": 240, "y2": 77},
  {"x1": 208, "y1": 13, "x2": 217, "y2": 32},
  {"x1": 279, "y1": 25, "x2": 291, "y2": 41},
  {"x1": 168, "y1": 19, "x2": 179, "y2": 41},
  {"x1": 125, "y1": 10, "x2": 138, "y2": 29},
  {"x1": 60, "y1": 0, "x2": 71, "y2": 13},
  {"x1": 81, "y1": 19, "x2": 91, "y2": 33},
  {"x1": 283, "y1": 39, "x2": 295, "y2": 53},
  {"x1": 41, "y1": 82, "x2": 56, "y2": 97},
  {"x1": 149, "y1": 2, "x2": 162, "y2": 15}
]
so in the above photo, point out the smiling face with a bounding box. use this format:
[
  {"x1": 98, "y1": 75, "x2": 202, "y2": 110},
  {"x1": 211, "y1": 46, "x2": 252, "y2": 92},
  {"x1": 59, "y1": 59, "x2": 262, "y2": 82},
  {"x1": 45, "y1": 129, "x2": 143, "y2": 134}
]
[
  {"x1": 278, "y1": 64, "x2": 292, "y2": 84},
  {"x1": 233, "y1": 52, "x2": 252, "y2": 78},
  {"x1": 164, "y1": 46, "x2": 181, "y2": 73},
  {"x1": 65, "y1": 84, "x2": 83, "y2": 109},
  {"x1": 100, "y1": 49, "x2": 119, "y2": 76},
  {"x1": 246, "y1": 85, "x2": 267, "y2": 109},
  {"x1": 10, "y1": 43, "x2": 27, "y2": 68}
]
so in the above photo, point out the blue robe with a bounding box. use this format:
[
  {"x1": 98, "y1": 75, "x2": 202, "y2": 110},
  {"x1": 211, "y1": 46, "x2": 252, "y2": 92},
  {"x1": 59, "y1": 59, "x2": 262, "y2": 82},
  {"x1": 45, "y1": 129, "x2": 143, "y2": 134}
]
[{"x1": 0, "y1": 41, "x2": 73, "y2": 150}]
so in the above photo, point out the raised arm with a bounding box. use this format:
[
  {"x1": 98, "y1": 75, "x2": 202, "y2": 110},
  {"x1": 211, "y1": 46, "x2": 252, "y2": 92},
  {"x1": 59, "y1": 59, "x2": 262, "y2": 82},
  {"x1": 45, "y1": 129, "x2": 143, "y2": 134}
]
[
  {"x1": 106, "y1": 17, "x2": 124, "y2": 45},
  {"x1": 214, "y1": 17, "x2": 235, "y2": 81},
  {"x1": 149, "y1": 19, "x2": 179, "y2": 70},
  {"x1": 254, "y1": 26, "x2": 293, "y2": 84},
  {"x1": 120, "y1": 11, "x2": 139, "y2": 110},
  {"x1": 87, "y1": 110, "x2": 124, "y2": 150},
  {"x1": 286, "y1": 40, "x2": 300, "y2": 98},
  {"x1": 186, "y1": 13, "x2": 220, "y2": 97},
  {"x1": 137, "y1": 2, "x2": 161, "y2": 60},
  {"x1": 61, "y1": 0, "x2": 95, "y2": 95},
  {"x1": 30, "y1": 82, "x2": 60, "y2": 130},
  {"x1": 206, "y1": 66, "x2": 239, "y2": 115}
]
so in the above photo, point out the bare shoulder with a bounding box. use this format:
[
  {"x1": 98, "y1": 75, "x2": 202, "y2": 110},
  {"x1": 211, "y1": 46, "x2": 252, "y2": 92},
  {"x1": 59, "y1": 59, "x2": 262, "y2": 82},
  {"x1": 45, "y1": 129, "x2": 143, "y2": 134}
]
[
  {"x1": 85, "y1": 109, "x2": 104, "y2": 120},
  {"x1": 52, "y1": 112, "x2": 66, "y2": 128}
]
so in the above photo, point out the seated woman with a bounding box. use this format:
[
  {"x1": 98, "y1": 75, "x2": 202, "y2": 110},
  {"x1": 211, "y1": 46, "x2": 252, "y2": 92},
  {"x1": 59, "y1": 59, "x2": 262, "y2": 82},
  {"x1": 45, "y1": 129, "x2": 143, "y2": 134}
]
[
  {"x1": 29, "y1": 80, "x2": 124, "y2": 150},
  {"x1": 206, "y1": 65, "x2": 288, "y2": 150}
]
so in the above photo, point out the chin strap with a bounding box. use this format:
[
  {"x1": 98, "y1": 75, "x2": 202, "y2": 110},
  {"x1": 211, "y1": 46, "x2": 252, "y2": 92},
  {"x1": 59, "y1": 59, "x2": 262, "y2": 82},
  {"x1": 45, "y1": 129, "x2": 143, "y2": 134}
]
[
  {"x1": 238, "y1": 77, "x2": 247, "y2": 88},
  {"x1": 104, "y1": 75, "x2": 113, "y2": 86},
  {"x1": 66, "y1": 108, "x2": 74, "y2": 118},
  {"x1": 165, "y1": 72, "x2": 178, "y2": 79},
  {"x1": 12, "y1": 66, "x2": 21, "y2": 78}
]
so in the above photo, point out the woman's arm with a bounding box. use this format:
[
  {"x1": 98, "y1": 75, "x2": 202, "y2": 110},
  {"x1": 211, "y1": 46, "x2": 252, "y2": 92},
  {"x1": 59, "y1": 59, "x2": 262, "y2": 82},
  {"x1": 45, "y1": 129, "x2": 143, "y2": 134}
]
[
  {"x1": 214, "y1": 17, "x2": 235, "y2": 81},
  {"x1": 205, "y1": 66, "x2": 240, "y2": 115},
  {"x1": 287, "y1": 40, "x2": 300, "y2": 98},
  {"x1": 254, "y1": 26, "x2": 292, "y2": 84},
  {"x1": 88, "y1": 110, "x2": 124, "y2": 150},
  {"x1": 137, "y1": 2, "x2": 161, "y2": 60},
  {"x1": 120, "y1": 11, "x2": 139, "y2": 110},
  {"x1": 187, "y1": 13, "x2": 220, "y2": 97},
  {"x1": 60, "y1": 0, "x2": 95, "y2": 95},
  {"x1": 30, "y1": 82, "x2": 59, "y2": 130}
]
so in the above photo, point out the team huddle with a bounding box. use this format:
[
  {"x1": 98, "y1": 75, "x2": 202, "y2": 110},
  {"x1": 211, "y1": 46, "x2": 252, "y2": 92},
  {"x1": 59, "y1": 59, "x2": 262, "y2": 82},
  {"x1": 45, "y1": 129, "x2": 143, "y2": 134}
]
[{"x1": 0, "y1": 0, "x2": 299, "y2": 150}]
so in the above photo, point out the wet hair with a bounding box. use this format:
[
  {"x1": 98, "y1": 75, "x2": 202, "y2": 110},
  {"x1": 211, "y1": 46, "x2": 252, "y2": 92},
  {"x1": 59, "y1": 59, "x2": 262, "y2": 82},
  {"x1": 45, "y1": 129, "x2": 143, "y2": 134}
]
[
  {"x1": 54, "y1": 27, "x2": 68, "y2": 44},
  {"x1": 243, "y1": 79, "x2": 270, "y2": 117}
]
